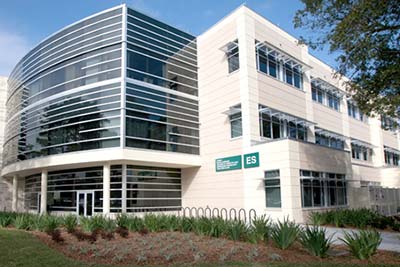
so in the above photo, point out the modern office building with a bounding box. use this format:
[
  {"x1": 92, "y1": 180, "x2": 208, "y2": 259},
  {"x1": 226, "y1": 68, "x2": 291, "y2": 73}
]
[{"x1": 1, "y1": 4, "x2": 399, "y2": 222}]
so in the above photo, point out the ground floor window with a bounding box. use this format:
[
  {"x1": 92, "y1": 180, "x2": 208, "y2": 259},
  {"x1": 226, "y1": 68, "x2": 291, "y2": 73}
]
[
  {"x1": 24, "y1": 165, "x2": 181, "y2": 214},
  {"x1": 264, "y1": 170, "x2": 281, "y2": 208},
  {"x1": 300, "y1": 170, "x2": 347, "y2": 208}
]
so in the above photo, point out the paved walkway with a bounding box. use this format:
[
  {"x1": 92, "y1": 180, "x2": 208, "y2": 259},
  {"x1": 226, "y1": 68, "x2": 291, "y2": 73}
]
[{"x1": 322, "y1": 226, "x2": 400, "y2": 252}]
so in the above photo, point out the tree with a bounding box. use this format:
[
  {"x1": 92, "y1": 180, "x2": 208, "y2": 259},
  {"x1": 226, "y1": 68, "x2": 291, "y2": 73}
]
[{"x1": 294, "y1": 0, "x2": 400, "y2": 119}]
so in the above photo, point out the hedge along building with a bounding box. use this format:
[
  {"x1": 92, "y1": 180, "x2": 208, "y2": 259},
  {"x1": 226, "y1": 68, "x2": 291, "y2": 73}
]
[{"x1": 1, "y1": 4, "x2": 400, "y2": 222}]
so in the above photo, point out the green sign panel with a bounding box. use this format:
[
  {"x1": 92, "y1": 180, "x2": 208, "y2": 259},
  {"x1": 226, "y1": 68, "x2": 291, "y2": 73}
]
[
  {"x1": 244, "y1": 152, "x2": 260, "y2": 168},
  {"x1": 215, "y1": 155, "x2": 242, "y2": 172}
]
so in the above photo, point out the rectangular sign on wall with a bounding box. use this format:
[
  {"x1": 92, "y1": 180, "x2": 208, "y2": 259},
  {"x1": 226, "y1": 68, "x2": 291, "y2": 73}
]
[
  {"x1": 244, "y1": 152, "x2": 260, "y2": 168},
  {"x1": 215, "y1": 155, "x2": 242, "y2": 172}
]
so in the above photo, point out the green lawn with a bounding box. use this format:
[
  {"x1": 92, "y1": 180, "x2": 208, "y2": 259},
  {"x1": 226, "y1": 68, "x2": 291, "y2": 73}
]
[{"x1": 0, "y1": 229, "x2": 396, "y2": 267}]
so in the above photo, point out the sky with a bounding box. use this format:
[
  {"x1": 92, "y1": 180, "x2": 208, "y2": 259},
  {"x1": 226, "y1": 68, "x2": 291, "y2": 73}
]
[{"x1": 0, "y1": 0, "x2": 338, "y2": 77}]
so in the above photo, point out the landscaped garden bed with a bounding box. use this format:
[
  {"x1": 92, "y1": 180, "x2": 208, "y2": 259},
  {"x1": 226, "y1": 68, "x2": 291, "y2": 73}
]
[
  {"x1": 309, "y1": 208, "x2": 400, "y2": 231},
  {"x1": 1, "y1": 211, "x2": 399, "y2": 266}
]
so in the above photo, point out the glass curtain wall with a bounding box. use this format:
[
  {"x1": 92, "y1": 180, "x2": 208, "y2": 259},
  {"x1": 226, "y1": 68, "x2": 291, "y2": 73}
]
[
  {"x1": 125, "y1": 7, "x2": 199, "y2": 155},
  {"x1": 3, "y1": 7, "x2": 123, "y2": 165}
]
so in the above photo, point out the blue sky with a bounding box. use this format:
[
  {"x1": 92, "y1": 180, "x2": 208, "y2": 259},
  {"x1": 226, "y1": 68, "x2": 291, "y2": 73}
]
[{"x1": 0, "y1": 0, "x2": 337, "y2": 76}]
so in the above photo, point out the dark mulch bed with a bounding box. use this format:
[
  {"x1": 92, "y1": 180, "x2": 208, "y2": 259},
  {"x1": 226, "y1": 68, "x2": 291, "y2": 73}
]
[{"x1": 33, "y1": 229, "x2": 400, "y2": 266}]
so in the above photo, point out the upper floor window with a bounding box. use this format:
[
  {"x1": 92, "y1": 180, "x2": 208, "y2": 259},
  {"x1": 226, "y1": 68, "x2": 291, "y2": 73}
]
[
  {"x1": 381, "y1": 115, "x2": 398, "y2": 132},
  {"x1": 225, "y1": 40, "x2": 239, "y2": 73},
  {"x1": 312, "y1": 85, "x2": 340, "y2": 111},
  {"x1": 384, "y1": 146, "x2": 400, "y2": 166},
  {"x1": 264, "y1": 170, "x2": 281, "y2": 208},
  {"x1": 351, "y1": 140, "x2": 373, "y2": 161},
  {"x1": 315, "y1": 128, "x2": 345, "y2": 150},
  {"x1": 256, "y1": 41, "x2": 307, "y2": 90},
  {"x1": 347, "y1": 100, "x2": 367, "y2": 122},
  {"x1": 227, "y1": 104, "x2": 242, "y2": 138},
  {"x1": 259, "y1": 105, "x2": 310, "y2": 141}
]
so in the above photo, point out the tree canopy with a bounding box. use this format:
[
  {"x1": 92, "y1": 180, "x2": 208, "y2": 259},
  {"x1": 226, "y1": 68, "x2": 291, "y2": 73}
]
[{"x1": 294, "y1": 0, "x2": 400, "y2": 118}]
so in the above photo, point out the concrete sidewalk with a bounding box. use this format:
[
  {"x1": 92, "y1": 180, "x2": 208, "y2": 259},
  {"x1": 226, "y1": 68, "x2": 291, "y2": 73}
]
[{"x1": 322, "y1": 226, "x2": 400, "y2": 252}]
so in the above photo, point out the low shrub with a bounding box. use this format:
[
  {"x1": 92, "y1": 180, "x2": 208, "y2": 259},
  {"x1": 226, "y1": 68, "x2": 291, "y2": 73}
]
[
  {"x1": 308, "y1": 208, "x2": 397, "y2": 231},
  {"x1": 226, "y1": 220, "x2": 248, "y2": 241},
  {"x1": 0, "y1": 212, "x2": 15, "y2": 228},
  {"x1": 178, "y1": 217, "x2": 194, "y2": 233},
  {"x1": 299, "y1": 226, "x2": 332, "y2": 258},
  {"x1": 308, "y1": 212, "x2": 326, "y2": 226},
  {"x1": 270, "y1": 217, "x2": 299, "y2": 250},
  {"x1": 127, "y1": 216, "x2": 145, "y2": 232},
  {"x1": 100, "y1": 218, "x2": 116, "y2": 240},
  {"x1": 80, "y1": 216, "x2": 105, "y2": 233},
  {"x1": 13, "y1": 214, "x2": 33, "y2": 230},
  {"x1": 340, "y1": 229, "x2": 382, "y2": 260},
  {"x1": 143, "y1": 214, "x2": 162, "y2": 232},
  {"x1": 43, "y1": 215, "x2": 60, "y2": 234},
  {"x1": 63, "y1": 215, "x2": 78, "y2": 233},
  {"x1": 250, "y1": 215, "x2": 271, "y2": 243},
  {"x1": 116, "y1": 214, "x2": 130, "y2": 229}
]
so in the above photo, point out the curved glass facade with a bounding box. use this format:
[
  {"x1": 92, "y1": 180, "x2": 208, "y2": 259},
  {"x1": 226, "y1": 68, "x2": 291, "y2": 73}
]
[{"x1": 3, "y1": 5, "x2": 198, "y2": 167}]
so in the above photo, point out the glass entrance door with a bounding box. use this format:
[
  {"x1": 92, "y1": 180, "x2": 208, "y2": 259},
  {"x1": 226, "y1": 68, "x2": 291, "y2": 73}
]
[{"x1": 77, "y1": 191, "x2": 94, "y2": 216}]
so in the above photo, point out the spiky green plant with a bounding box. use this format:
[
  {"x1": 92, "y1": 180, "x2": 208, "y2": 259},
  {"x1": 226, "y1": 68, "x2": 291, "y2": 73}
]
[
  {"x1": 127, "y1": 216, "x2": 145, "y2": 232},
  {"x1": 250, "y1": 215, "x2": 271, "y2": 243},
  {"x1": 13, "y1": 214, "x2": 33, "y2": 230},
  {"x1": 116, "y1": 214, "x2": 130, "y2": 229},
  {"x1": 226, "y1": 220, "x2": 248, "y2": 241},
  {"x1": 340, "y1": 230, "x2": 382, "y2": 260},
  {"x1": 299, "y1": 226, "x2": 332, "y2": 258},
  {"x1": 63, "y1": 215, "x2": 78, "y2": 233},
  {"x1": 270, "y1": 217, "x2": 299, "y2": 250},
  {"x1": 143, "y1": 214, "x2": 161, "y2": 232}
]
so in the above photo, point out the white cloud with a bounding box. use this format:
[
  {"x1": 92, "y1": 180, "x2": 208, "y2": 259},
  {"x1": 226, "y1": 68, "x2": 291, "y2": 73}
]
[
  {"x1": 0, "y1": 29, "x2": 31, "y2": 77},
  {"x1": 129, "y1": 0, "x2": 160, "y2": 18}
]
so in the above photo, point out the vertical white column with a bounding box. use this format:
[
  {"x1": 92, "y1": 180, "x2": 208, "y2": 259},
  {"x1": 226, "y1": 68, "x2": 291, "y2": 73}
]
[
  {"x1": 12, "y1": 175, "x2": 18, "y2": 212},
  {"x1": 40, "y1": 170, "x2": 48, "y2": 214},
  {"x1": 103, "y1": 163, "x2": 111, "y2": 215},
  {"x1": 121, "y1": 164, "x2": 127, "y2": 213}
]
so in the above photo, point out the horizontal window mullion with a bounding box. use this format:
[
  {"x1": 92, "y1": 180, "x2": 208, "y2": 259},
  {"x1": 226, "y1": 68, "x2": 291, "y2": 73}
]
[
  {"x1": 4, "y1": 114, "x2": 120, "y2": 146},
  {"x1": 126, "y1": 67, "x2": 198, "y2": 90},
  {"x1": 17, "y1": 111, "x2": 120, "y2": 140},
  {"x1": 126, "y1": 106, "x2": 198, "y2": 124},
  {"x1": 127, "y1": 115, "x2": 198, "y2": 131},
  {"x1": 126, "y1": 87, "x2": 198, "y2": 108},
  {"x1": 13, "y1": 29, "x2": 122, "y2": 86},
  {"x1": 7, "y1": 83, "x2": 121, "y2": 124},
  {"x1": 22, "y1": 103, "x2": 121, "y2": 131},
  {"x1": 12, "y1": 37, "x2": 122, "y2": 97},
  {"x1": 23, "y1": 66, "x2": 122, "y2": 105},
  {"x1": 11, "y1": 13, "x2": 123, "y2": 77},
  {"x1": 126, "y1": 34, "x2": 197, "y2": 65},
  {"x1": 126, "y1": 26, "x2": 197, "y2": 57},
  {"x1": 23, "y1": 100, "x2": 120, "y2": 127},
  {"x1": 126, "y1": 93, "x2": 197, "y2": 113},
  {"x1": 126, "y1": 136, "x2": 199, "y2": 148},
  {"x1": 79, "y1": 125, "x2": 120, "y2": 134},
  {"x1": 125, "y1": 197, "x2": 181, "y2": 200},
  {"x1": 18, "y1": 25, "x2": 122, "y2": 84},
  {"x1": 25, "y1": 48, "x2": 122, "y2": 89},
  {"x1": 126, "y1": 47, "x2": 196, "y2": 75},
  {"x1": 21, "y1": 92, "x2": 121, "y2": 122},
  {"x1": 126, "y1": 40, "x2": 197, "y2": 68},
  {"x1": 126, "y1": 14, "x2": 195, "y2": 45},
  {"x1": 19, "y1": 136, "x2": 120, "y2": 155},
  {"x1": 81, "y1": 57, "x2": 122, "y2": 70},
  {"x1": 126, "y1": 101, "x2": 198, "y2": 120}
]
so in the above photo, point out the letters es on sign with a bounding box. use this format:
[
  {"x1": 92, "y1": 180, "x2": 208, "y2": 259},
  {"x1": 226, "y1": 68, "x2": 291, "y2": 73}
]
[{"x1": 244, "y1": 152, "x2": 260, "y2": 168}]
